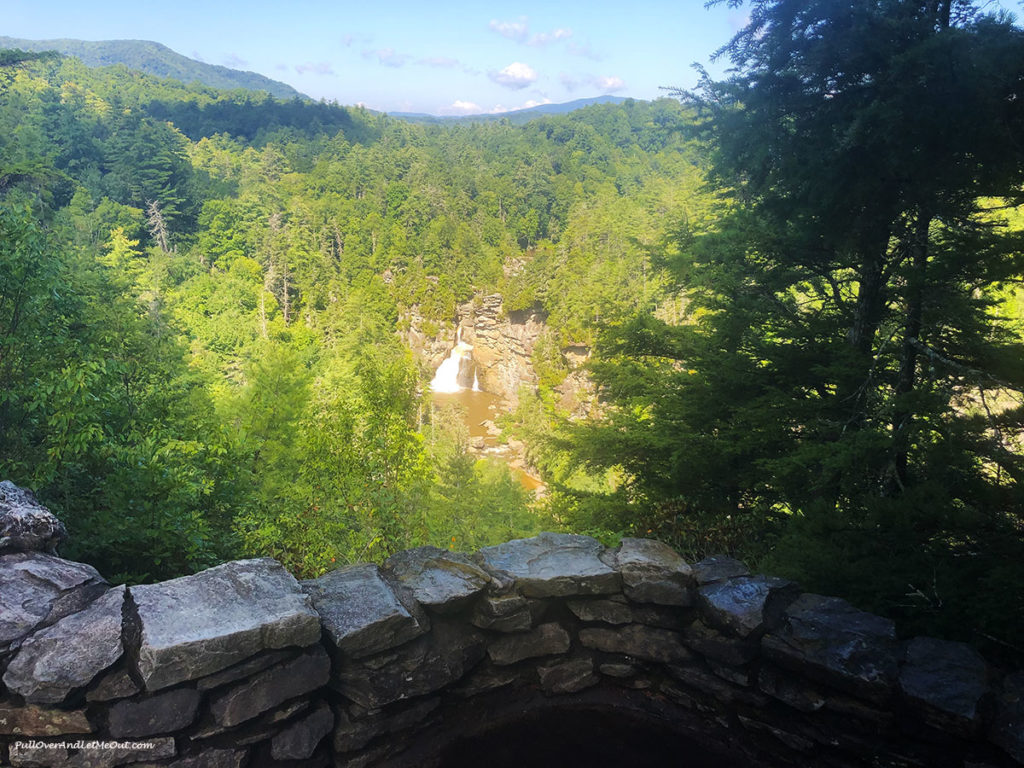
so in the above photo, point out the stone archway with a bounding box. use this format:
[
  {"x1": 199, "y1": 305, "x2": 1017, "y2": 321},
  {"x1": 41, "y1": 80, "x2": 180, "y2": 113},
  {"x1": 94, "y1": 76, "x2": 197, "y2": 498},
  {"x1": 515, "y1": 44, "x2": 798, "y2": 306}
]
[{"x1": 1, "y1": 491, "x2": 1022, "y2": 768}]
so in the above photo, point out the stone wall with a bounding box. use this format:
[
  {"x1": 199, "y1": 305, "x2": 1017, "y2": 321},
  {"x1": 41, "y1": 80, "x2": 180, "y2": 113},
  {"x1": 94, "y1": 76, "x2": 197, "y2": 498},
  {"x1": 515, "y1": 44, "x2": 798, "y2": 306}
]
[{"x1": 1, "y1": 488, "x2": 1022, "y2": 767}]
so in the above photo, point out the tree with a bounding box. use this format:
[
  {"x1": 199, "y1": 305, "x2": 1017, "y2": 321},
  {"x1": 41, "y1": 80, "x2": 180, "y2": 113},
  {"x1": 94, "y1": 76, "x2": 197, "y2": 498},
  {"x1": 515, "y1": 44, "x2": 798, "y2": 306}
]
[{"x1": 574, "y1": 0, "x2": 1024, "y2": 646}]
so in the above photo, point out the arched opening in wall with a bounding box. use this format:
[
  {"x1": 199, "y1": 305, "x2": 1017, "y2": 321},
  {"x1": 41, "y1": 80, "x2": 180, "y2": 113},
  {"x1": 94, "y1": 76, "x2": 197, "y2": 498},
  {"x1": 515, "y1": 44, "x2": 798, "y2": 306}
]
[{"x1": 436, "y1": 703, "x2": 743, "y2": 768}]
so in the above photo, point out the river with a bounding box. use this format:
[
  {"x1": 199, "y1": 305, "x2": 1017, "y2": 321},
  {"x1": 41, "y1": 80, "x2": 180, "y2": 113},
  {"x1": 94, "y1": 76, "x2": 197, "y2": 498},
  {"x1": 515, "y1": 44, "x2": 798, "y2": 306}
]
[{"x1": 429, "y1": 330, "x2": 545, "y2": 492}]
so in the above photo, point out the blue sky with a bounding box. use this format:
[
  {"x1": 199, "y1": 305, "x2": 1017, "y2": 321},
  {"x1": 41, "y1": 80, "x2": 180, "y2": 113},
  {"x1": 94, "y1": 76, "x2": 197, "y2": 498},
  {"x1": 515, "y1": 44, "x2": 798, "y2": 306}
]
[
  {"x1": 5, "y1": 1, "x2": 1020, "y2": 115},
  {"x1": 3, "y1": 0, "x2": 752, "y2": 114}
]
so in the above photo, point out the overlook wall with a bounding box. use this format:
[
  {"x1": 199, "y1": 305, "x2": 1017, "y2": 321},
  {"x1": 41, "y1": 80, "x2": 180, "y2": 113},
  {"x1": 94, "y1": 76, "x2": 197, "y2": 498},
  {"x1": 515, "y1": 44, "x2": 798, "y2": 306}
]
[{"x1": 1, "y1": 484, "x2": 1022, "y2": 768}]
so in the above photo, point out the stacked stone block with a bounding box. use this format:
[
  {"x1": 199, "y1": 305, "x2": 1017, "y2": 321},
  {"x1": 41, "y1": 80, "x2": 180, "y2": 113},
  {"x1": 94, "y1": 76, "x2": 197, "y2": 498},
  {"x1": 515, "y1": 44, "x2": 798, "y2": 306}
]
[{"x1": 1, "y1": 486, "x2": 1022, "y2": 768}]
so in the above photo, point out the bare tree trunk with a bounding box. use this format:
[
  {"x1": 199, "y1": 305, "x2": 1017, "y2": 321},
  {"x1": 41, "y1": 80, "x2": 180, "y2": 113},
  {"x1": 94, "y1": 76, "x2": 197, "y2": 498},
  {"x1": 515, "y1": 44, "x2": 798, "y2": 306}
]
[{"x1": 146, "y1": 200, "x2": 169, "y2": 253}]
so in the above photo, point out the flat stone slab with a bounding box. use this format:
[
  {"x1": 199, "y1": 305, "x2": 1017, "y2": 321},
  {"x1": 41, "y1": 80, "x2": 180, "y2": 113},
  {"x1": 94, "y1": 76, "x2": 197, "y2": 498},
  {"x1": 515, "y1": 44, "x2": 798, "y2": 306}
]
[
  {"x1": 0, "y1": 552, "x2": 107, "y2": 652},
  {"x1": 271, "y1": 702, "x2": 334, "y2": 760},
  {"x1": 899, "y1": 636, "x2": 989, "y2": 734},
  {"x1": 4, "y1": 585, "x2": 125, "y2": 703},
  {"x1": 304, "y1": 563, "x2": 427, "y2": 657},
  {"x1": 692, "y1": 555, "x2": 751, "y2": 585},
  {"x1": 762, "y1": 593, "x2": 898, "y2": 703},
  {"x1": 608, "y1": 538, "x2": 694, "y2": 605},
  {"x1": 698, "y1": 575, "x2": 799, "y2": 638},
  {"x1": 336, "y1": 620, "x2": 485, "y2": 708},
  {"x1": 477, "y1": 532, "x2": 621, "y2": 598},
  {"x1": 538, "y1": 658, "x2": 598, "y2": 694},
  {"x1": 488, "y1": 622, "x2": 571, "y2": 665},
  {"x1": 470, "y1": 593, "x2": 532, "y2": 633},
  {"x1": 109, "y1": 687, "x2": 201, "y2": 737},
  {"x1": 210, "y1": 646, "x2": 330, "y2": 728},
  {"x1": 0, "y1": 480, "x2": 66, "y2": 554},
  {"x1": 384, "y1": 547, "x2": 491, "y2": 614},
  {"x1": 567, "y1": 597, "x2": 632, "y2": 624},
  {"x1": 131, "y1": 558, "x2": 320, "y2": 691},
  {"x1": 580, "y1": 624, "x2": 691, "y2": 664},
  {"x1": 0, "y1": 703, "x2": 92, "y2": 736}
]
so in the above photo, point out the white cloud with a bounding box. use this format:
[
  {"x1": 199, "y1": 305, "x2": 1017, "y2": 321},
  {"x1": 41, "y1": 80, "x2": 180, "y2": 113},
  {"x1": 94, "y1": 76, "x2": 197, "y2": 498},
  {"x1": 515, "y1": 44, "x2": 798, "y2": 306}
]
[
  {"x1": 594, "y1": 75, "x2": 626, "y2": 92},
  {"x1": 489, "y1": 97, "x2": 553, "y2": 113},
  {"x1": 489, "y1": 17, "x2": 529, "y2": 42},
  {"x1": 489, "y1": 61, "x2": 538, "y2": 90},
  {"x1": 529, "y1": 28, "x2": 572, "y2": 47},
  {"x1": 560, "y1": 73, "x2": 580, "y2": 92},
  {"x1": 363, "y1": 48, "x2": 411, "y2": 67},
  {"x1": 440, "y1": 99, "x2": 483, "y2": 115},
  {"x1": 295, "y1": 62, "x2": 335, "y2": 75},
  {"x1": 222, "y1": 53, "x2": 248, "y2": 68}
]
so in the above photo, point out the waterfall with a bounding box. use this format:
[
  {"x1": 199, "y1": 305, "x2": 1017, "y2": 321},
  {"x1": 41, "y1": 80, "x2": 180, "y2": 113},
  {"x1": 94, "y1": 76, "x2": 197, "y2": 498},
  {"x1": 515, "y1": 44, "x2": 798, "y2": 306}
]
[{"x1": 430, "y1": 325, "x2": 477, "y2": 393}]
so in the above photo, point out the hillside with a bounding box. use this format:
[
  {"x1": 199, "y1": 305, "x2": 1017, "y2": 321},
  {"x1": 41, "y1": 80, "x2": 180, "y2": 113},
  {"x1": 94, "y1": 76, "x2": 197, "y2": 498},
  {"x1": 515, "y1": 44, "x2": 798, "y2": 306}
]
[
  {"x1": 390, "y1": 95, "x2": 629, "y2": 124},
  {"x1": 0, "y1": 36, "x2": 304, "y2": 99}
]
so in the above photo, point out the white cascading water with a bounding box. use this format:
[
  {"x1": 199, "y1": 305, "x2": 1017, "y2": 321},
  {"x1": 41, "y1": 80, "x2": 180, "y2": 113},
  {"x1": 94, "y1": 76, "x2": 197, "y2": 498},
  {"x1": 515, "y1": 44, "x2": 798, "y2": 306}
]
[{"x1": 430, "y1": 326, "x2": 476, "y2": 393}]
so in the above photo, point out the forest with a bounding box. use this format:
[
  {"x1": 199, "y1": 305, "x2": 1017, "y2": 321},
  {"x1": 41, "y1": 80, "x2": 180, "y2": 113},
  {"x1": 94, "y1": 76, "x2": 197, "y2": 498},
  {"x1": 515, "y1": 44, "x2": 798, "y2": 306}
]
[{"x1": 1, "y1": 0, "x2": 1023, "y2": 664}]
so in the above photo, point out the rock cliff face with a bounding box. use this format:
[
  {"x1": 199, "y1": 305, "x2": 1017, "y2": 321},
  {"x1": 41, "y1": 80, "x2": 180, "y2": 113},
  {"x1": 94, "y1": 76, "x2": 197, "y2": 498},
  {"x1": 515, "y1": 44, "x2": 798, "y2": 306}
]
[
  {"x1": 406, "y1": 294, "x2": 546, "y2": 406},
  {"x1": 2, "y1": 484, "x2": 1023, "y2": 768}
]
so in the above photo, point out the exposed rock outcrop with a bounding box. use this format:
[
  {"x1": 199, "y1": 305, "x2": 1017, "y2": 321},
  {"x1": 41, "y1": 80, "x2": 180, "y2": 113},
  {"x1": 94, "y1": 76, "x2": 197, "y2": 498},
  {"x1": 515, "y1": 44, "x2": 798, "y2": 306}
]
[{"x1": 0, "y1": 480, "x2": 67, "y2": 554}]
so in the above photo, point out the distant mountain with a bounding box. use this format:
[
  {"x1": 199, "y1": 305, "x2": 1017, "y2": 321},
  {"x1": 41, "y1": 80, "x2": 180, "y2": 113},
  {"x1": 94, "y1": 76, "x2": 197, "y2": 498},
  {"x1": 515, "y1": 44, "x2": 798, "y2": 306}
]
[
  {"x1": 0, "y1": 37, "x2": 305, "y2": 100},
  {"x1": 390, "y1": 95, "x2": 631, "y2": 124}
]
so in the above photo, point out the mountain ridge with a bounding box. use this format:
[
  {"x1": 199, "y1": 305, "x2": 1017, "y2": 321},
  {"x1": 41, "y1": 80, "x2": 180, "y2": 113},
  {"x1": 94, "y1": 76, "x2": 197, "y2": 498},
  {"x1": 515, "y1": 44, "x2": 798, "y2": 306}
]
[{"x1": 0, "y1": 36, "x2": 305, "y2": 100}]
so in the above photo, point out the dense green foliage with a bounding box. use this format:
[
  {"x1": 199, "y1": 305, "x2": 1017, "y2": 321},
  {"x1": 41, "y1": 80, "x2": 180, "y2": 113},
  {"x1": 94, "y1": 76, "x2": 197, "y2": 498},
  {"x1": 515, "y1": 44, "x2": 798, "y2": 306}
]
[
  {"x1": 562, "y1": 0, "x2": 1024, "y2": 656},
  {"x1": 3, "y1": 3, "x2": 1023, "y2": 658},
  {"x1": 0, "y1": 51, "x2": 698, "y2": 584},
  {"x1": 0, "y1": 37, "x2": 303, "y2": 98}
]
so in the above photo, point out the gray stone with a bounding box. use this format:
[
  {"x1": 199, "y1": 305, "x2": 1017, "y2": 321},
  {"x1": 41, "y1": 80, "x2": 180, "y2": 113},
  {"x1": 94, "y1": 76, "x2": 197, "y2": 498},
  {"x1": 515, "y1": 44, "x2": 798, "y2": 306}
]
[
  {"x1": 3, "y1": 585, "x2": 125, "y2": 703},
  {"x1": 335, "y1": 620, "x2": 485, "y2": 708},
  {"x1": 758, "y1": 664, "x2": 827, "y2": 712},
  {"x1": 334, "y1": 698, "x2": 440, "y2": 753},
  {"x1": 567, "y1": 597, "x2": 632, "y2": 624},
  {"x1": 195, "y1": 648, "x2": 292, "y2": 690},
  {"x1": 452, "y1": 665, "x2": 523, "y2": 697},
  {"x1": 9, "y1": 737, "x2": 176, "y2": 767},
  {"x1": 131, "y1": 558, "x2": 320, "y2": 691},
  {"x1": 609, "y1": 538, "x2": 694, "y2": 605},
  {"x1": 697, "y1": 575, "x2": 799, "y2": 638},
  {"x1": 384, "y1": 547, "x2": 491, "y2": 613},
  {"x1": 0, "y1": 481, "x2": 66, "y2": 554},
  {"x1": 271, "y1": 702, "x2": 334, "y2": 760},
  {"x1": 477, "y1": 532, "x2": 620, "y2": 598},
  {"x1": 0, "y1": 552, "x2": 106, "y2": 652},
  {"x1": 628, "y1": 603, "x2": 689, "y2": 631},
  {"x1": 470, "y1": 593, "x2": 532, "y2": 632},
  {"x1": 599, "y1": 663, "x2": 636, "y2": 678},
  {"x1": 0, "y1": 703, "x2": 92, "y2": 736},
  {"x1": 990, "y1": 671, "x2": 1024, "y2": 764},
  {"x1": 537, "y1": 657, "x2": 598, "y2": 694},
  {"x1": 762, "y1": 593, "x2": 898, "y2": 703},
  {"x1": 488, "y1": 622, "x2": 571, "y2": 665},
  {"x1": 133, "y1": 750, "x2": 245, "y2": 768},
  {"x1": 86, "y1": 668, "x2": 140, "y2": 702},
  {"x1": 304, "y1": 563, "x2": 427, "y2": 657},
  {"x1": 108, "y1": 687, "x2": 201, "y2": 737},
  {"x1": 681, "y1": 620, "x2": 757, "y2": 665},
  {"x1": 737, "y1": 714, "x2": 816, "y2": 753},
  {"x1": 209, "y1": 646, "x2": 330, "y2": 727},
  {"x1": 899, "y1": 636, "x2": 990, "y2": 734},
  {"x1": 579, "y1": 624, "x2": 691, "y2": 664},
  {"x1": 669, "y1": 664, "x2": 769, "y2": 707},
  {"x1": 692, "y1": 555, "x2": 750, "y2": 585}
]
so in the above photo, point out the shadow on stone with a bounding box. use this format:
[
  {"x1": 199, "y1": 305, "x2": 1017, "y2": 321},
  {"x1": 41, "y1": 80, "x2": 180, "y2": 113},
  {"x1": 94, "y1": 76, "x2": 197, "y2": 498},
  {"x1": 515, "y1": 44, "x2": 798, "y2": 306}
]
[{"x1": 438, "y1": 706, "x2": 739, "y2": 768}]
